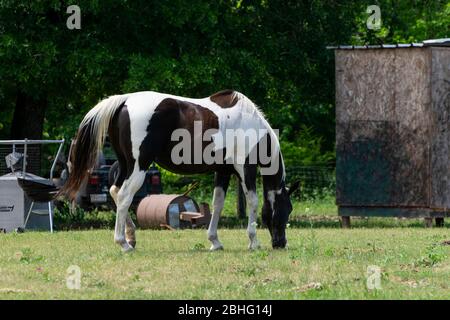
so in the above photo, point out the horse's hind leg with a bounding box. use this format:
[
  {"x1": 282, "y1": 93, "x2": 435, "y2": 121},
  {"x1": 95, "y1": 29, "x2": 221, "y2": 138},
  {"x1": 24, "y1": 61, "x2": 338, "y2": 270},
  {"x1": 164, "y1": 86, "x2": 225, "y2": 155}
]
[
  {"x1": 109, "y1": 192, "x2": 137, "y2": 249},
  {"x1": 114, "y1": 164, "x2": 146, "y2": 252},
  {"x1": 125, "y1": 216, "x2": 137, "y2": 248},
  {"x1": 110, "y1": 162, "x2": 137, "y2": 248},
  {"x1": 207, "y1": 171, "x2": 231, "y2": 251}
]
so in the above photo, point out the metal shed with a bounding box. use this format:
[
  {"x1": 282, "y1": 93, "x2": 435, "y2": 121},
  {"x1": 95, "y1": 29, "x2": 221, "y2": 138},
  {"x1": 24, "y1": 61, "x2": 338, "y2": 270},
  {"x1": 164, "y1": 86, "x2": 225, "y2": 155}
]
[{"x1": 331, "y1": 39, "x2": 450, "y2": 227}]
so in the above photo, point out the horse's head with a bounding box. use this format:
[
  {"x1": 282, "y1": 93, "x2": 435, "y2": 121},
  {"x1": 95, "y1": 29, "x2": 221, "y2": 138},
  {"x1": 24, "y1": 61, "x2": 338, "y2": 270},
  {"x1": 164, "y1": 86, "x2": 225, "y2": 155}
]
[{"x1": 262, "y1": 181, "x2": 300, "y2": 249}]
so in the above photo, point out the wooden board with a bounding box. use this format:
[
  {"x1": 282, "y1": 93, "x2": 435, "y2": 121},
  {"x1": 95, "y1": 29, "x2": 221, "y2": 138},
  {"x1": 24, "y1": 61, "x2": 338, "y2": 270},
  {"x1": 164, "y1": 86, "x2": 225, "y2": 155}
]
[
  {"x1": 180, "y1": 211, "x2": 202, "y2": 222},
  {"x1": 336, "y1": 48, "x2": 435, "y2": 207},
  {"x1": 393, "y1": 48, "x2": 431, "y2": 206},
  {"x1": 430, "y1": 47, "x2": 450, "y2": 208},
  {"x1": 338, "y1": 206, "x2": 449, "y2": 218},
  {"x1": 336, "y1": 49, "x2": 397, "y2": 124},
  {"x1": 336, "y1": 120, "x2": 398, "y2": 205},
  {"x1": 336, "y1": 49, "x2": 396, "y2": 206}
]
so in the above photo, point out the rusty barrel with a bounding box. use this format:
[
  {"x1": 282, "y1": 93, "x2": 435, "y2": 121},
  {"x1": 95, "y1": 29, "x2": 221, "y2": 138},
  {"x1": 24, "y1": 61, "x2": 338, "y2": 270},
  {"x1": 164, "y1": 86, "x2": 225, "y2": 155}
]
[{"x1": 136, "y1": 194, "x2": 200, "y2": 229}]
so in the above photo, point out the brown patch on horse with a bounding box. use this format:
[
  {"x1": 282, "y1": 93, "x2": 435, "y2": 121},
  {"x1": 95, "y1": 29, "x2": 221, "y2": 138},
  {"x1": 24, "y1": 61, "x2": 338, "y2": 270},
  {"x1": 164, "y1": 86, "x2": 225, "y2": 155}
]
[
  {"x1": 138, "y1": 98, "x2": 224, "y2": 174},
  {"x1": 108, "y1": 105, "x2": 134, "y2": 187},
  {"x1": 210, "y1": 90, "x2": 239, "y2": 108}
]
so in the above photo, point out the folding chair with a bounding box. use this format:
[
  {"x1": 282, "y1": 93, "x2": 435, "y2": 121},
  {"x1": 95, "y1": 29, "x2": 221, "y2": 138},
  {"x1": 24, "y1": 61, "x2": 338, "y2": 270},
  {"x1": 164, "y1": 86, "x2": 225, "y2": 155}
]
[{"x1": 20, "y1": 176, "x2": 59, "y2": 232}]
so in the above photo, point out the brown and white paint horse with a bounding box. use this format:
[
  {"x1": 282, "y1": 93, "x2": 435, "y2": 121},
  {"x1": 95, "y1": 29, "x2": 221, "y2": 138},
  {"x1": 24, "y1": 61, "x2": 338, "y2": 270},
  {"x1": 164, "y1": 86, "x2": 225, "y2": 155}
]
[{"x1": 60, "y1": 90, "x2": 299, "y2": 252}]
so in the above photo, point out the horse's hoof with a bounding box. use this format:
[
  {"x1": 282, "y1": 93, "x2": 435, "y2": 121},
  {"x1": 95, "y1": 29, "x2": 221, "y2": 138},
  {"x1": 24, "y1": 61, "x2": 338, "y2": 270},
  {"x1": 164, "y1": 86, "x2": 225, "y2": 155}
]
[
  {"x1": 122, "y1": 245, "x2": 135, "y2": 253},
  {"x1": 209, "y1": 243, "x2": 224, "y2": 251},
  {"x1": 248, "y1": 240, "x2": 261, "y2": 250},
  {"x1": 127, "y1": 240, "x2": 136, "y2": 249},
  {"x1": 119, "y1": 241, "x2": 135, "y2": 253}
]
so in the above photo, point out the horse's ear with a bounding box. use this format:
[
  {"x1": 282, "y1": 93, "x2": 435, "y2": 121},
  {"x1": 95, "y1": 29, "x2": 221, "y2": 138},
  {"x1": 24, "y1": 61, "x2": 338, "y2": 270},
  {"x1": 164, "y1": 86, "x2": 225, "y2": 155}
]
[{"x1": 288, "y1": 180, "x2": 300, "y2": 196}]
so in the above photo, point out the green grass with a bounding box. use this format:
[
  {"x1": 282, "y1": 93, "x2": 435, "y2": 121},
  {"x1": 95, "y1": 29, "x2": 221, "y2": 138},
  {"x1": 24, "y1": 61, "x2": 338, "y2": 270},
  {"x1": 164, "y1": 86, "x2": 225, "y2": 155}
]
[
  {"x1": 6, "y1": 188, "x2": 450, "y2": 299},
  {"x1": 162, "y1": 173, "x2": 338, "y2": 218},
  {"x1": 0, "y1": 228, "x2": 449, "y2": 299},
  {"x1": 55, "y1": 191, "x2": 445, "y2": 230}
]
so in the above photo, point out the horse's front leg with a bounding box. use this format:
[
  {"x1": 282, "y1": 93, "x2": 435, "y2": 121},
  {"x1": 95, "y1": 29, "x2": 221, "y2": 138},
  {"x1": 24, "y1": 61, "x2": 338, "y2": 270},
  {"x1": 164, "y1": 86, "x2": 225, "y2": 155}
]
[
  {"x1": 236, "y1": 164, "x2": 260, "y2": 250},
  {"x1": 245, "y1": 188, "x2": 260, "y2": 250},
  {"x1": 207, "y1": 172, "x2": 231, "y2": 251}
]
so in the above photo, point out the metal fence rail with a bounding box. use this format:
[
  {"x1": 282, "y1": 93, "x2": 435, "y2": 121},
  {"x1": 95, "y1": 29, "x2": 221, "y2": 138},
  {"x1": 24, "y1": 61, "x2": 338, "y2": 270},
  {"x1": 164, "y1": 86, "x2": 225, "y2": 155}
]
[
  {"x1": 285, "y1": 165, "x2": 335, "y2": 199},
  {"x1": 0, "y1": 139, "x2": 65, "y2": 177},
  {"x1": 0, "y1": 144, "x2": 40, "y2": 176}
]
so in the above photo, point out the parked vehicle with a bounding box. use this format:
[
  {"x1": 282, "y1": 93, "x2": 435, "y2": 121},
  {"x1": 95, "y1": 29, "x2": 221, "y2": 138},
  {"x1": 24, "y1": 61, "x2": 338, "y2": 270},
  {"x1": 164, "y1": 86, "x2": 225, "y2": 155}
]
[{"x1": 61, "y1": 140, "x2": 162, "y2": 210}]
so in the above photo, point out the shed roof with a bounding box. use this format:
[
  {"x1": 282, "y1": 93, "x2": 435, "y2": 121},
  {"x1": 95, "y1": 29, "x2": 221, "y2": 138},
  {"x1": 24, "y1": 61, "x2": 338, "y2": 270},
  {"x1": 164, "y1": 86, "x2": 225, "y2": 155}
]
[{"x1": 327, "y1": 38, "x2": 450, "y2": 50}]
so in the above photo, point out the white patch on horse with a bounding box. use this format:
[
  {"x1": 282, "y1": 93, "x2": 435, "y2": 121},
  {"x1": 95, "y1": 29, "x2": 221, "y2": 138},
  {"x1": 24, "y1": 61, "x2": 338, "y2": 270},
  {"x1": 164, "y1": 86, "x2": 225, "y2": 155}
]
[
  {"x1": 209, "y1": 92, "x2": 276, "y2": 167},
  {"x1": 109, "y1": 185, "x2": 119, "y2": 204},
  {"x1": 267, "y1": 189, "x2": 282, "y2": 217},
  {"x1": 125, "y1": 92, "x2": 167, "y2": 161}
]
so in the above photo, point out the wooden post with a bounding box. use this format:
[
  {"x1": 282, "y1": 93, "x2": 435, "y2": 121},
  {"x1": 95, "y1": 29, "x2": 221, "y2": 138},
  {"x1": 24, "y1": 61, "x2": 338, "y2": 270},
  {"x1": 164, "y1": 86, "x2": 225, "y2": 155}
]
[
  {"x1": 340, "y1": 216, "x2": 351, "y2": 228},
  {"x1": 424, "y1": 217, "x2": 433, "y2": 228},
  {"x1": 435, "y1": 217, "x2": 444, "y2": 227},
  {"x1": 237, "y1": 183, "x2": 246, "y2": 219}
]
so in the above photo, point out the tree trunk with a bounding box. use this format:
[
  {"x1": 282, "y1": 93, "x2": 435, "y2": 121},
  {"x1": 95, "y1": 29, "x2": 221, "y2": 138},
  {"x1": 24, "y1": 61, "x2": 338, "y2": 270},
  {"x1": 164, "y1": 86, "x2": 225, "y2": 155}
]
[
  {"x1": 9, "y1": 91, "x2": 47, "y2": 175},
  {"x1": 10, "y1": 91, "x2": 47, "y2": 139}
]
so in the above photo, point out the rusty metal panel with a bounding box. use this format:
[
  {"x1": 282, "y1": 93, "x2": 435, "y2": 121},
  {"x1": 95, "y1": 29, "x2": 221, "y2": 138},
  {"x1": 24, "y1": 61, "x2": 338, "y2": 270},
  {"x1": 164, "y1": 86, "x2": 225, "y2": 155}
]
[
  {"x1": 137, "y1": 194, "x2": 180, "y2": 228},
  {"x1": 137, "y1": 194, "x2": 201, "y2": 229},
  {"x1": 430, "y1": 47, "x2": 450, "y2": 208}
]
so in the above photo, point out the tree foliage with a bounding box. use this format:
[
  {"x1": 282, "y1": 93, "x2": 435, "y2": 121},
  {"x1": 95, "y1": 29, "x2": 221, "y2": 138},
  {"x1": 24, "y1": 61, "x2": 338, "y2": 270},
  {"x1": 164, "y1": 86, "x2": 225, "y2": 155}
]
[{"x1": 0, "y1": 0, "x2": 448, "y2": 164}]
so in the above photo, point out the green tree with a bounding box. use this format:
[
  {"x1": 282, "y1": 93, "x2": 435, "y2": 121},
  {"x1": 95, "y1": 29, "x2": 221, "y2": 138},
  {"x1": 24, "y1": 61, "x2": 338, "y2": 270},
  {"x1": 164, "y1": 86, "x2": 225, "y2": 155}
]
[{"x1": 0, "y1": 0, "x2": 448, "y2": 167}]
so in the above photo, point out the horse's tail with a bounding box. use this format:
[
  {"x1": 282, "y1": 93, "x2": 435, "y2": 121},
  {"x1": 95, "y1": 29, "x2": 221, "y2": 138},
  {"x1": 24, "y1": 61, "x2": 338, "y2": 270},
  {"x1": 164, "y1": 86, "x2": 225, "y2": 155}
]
[{"x1": 58, "y1": 94, "x2": 130, "y2": 200}]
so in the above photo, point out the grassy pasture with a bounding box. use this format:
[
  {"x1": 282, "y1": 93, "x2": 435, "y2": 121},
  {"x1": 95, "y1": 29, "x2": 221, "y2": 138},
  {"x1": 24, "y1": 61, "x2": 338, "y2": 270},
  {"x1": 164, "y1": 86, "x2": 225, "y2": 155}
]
[{"x1": 0, "y1": 227, "x2": 449, "y2": 300}]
